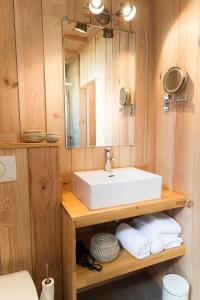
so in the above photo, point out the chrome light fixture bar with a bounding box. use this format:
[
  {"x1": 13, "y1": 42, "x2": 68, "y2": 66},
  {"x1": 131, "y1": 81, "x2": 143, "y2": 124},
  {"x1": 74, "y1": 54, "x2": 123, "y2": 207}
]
[
  {"x1": 63, "y1": 16, "x2": 135, "y2": 40},
  {"x1": 88, "y1": 0, "x2": 136, "y2": 21}
]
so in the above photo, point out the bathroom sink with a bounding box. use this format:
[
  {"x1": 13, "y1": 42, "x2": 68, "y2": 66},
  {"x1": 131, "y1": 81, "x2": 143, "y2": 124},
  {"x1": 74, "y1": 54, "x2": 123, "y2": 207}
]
[{"x1": 73, "y1": 168, "x2": 162, "y2": 210}]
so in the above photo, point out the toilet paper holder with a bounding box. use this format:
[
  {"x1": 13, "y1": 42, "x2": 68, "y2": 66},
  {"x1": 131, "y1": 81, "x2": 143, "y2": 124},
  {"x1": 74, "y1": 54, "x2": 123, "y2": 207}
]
[
  {"x1": 45, "y1": 264, "x2": 51, "y2": 285},
  {"x1": 40, "y1": 264, "x2": 54, "y2": 300}
]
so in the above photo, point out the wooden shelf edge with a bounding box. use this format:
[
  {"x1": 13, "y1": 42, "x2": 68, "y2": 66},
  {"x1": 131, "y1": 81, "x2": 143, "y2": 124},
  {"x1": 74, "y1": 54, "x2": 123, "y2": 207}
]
[
  {"x1": 0, "y1": 142, "x2": 60, "y2": 149},
  {"x1": 62, "y1": 190, "x2": 187, "y2": 228},
  {"x1": 76, "y1": 245, "x2": 185, "y2": 290}
]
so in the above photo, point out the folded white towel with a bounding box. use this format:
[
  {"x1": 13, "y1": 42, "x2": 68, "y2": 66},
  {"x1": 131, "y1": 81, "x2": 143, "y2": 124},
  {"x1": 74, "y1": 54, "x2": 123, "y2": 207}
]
[
  {"x1": 134, "y1": 212, "x2": 181, "y2": 235},
  {"x1": 159, "y1": 234, "x2": 183, "y2": 249},
  {"x1": 116, "y1": 223, "x2": 151, "y2": 259},
  {"x1": 132, "y1": 222, "x2": 164, "y2": 254}
]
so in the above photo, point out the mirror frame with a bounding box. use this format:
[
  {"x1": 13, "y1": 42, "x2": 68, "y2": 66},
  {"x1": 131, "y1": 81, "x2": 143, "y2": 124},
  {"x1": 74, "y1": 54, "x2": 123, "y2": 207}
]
[{"x1": 163, "y1": 66, "x2": 187, "y2": 95}]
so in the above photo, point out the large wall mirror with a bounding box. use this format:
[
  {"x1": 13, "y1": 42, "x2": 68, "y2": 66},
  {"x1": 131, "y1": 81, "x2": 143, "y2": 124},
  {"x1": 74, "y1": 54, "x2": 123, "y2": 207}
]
[{"x1": 63, "y1": 19, "x2": 136, "y2": 148}]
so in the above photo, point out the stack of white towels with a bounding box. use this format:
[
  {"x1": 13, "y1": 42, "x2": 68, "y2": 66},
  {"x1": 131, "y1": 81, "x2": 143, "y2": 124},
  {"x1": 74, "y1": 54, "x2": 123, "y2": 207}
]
[{"x1": 115, "y1": 212, "x2": 183, "y2": 260}]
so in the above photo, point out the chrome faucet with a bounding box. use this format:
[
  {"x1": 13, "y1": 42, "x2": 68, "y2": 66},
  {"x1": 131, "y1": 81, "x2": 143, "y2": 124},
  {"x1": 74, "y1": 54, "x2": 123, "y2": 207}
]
[{"x1": 104, "y1": 148, "x2": 114, "y2": 172}]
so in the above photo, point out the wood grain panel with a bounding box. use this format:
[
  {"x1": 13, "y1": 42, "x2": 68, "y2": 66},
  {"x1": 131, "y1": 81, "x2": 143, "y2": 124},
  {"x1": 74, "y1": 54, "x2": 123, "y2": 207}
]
[
  {"x1": 14, "y1": 0, "x2": 46, "y2": 133},
  {"x1": 62, "y1": 208, "x2": 76, "y2": 300},
  {"x1": 112, "y1": 146, "x2": 131, "y2": 168},
  {"x1": 42, "y1": 0, "x2": 67, "y2": 142},
  {"x1": 67, "y1": 0, "x2": 90, "y2": 23},
  {"x1": 0, "y1": 148, "x2": 32, "y2": 275},
  {"x1": 147, "y1": 0, "x2": 200, "y2": 298},
  {"x1": 0, "y1": 0, "x2": 20, "y2": 142},
  {"x1": 79, "y1": 88, "x2": 87, "y2": 147},
  {"x1": 28, "y1": 147, "x2": 62, "y2": 300},
  {"x1": 192, "y1": 43, "x2": 200, "y2": 299},
  {"x1": 131, "y1": 0, "x2": 150, "y2": 165},
  {"x1": 171, "y1": 0, "x2": 199, "y2": 291}
]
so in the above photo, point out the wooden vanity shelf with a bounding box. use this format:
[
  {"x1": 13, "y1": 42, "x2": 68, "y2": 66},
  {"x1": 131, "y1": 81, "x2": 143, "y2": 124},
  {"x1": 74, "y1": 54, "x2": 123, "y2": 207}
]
[{"x1": 62, "y1": 189, "x2": 187, "y2": 300}]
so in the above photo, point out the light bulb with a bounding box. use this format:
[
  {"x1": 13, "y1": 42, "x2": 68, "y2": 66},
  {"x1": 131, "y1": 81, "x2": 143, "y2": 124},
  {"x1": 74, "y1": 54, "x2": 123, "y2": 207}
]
[
  {"x1": 91, "y1": 0, "x2": 103, "y2": 8},
  {"x1": 122, "y1": 5, "x2": 132, "y2": 17},
  {"x1": 89, "y1": 0, "x2": 104, "y2": 14},
  {"x1": 123, "y1": 5, "x2": 136, "y2": 21}
]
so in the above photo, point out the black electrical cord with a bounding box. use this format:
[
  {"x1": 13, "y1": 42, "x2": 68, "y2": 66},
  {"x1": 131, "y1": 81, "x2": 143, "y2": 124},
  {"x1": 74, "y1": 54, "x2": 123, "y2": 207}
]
[{"x1": 76, "y1": 241, "x2": 103, "y2": 272}]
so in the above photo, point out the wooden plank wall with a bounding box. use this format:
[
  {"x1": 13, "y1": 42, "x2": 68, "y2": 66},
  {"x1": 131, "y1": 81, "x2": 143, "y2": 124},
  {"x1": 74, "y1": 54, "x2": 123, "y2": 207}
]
[
  {"x1": 0, "y1": 1, "x2": 20, "y2": 142},
  {"x1": 0, "y1": 146, "x2": 62, "y2": 300},
  {"x1": 0, "y1": 0, "x2": 151, "y2": 185},
  {"x1": 0, "y1": 1, "x2": 151, "y2": 300},
  {"x1": 3, "y1": 0, "x2": 200, "y2": 298},
  {"x1": 147, "y1": 0, "x2": 200, "y2": 299},
  {"x1": 28, "y1": 147, "x2": 62, "y2": 300},
  {"x1": 0, "y1": 148, "x2": 32, "y2": 275}
]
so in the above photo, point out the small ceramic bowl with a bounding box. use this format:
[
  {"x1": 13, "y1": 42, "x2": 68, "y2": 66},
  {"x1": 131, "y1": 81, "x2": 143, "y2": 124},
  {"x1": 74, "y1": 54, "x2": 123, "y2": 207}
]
[
  {"x1": 22, "y1": 130, "x2": 45, "y2": 143},
  {"x1": 45, "y1": 132, "x2": 60, "y2": 143}
]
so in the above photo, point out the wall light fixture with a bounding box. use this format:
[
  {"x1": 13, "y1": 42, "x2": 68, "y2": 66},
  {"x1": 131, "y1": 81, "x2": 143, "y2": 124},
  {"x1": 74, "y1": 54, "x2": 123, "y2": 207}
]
[{"x1": 88, "y1": 1, "x2": 136, "y2": 21}]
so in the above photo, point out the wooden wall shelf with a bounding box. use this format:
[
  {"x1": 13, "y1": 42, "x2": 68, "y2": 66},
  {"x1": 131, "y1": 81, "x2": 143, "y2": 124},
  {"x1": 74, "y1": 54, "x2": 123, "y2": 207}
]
[
  {"x1": 62, "y1": 190, "x2": 187, "y2": 300},
  {"x1": 0, "y1": 142, "x2": 60, "y2": 149}
]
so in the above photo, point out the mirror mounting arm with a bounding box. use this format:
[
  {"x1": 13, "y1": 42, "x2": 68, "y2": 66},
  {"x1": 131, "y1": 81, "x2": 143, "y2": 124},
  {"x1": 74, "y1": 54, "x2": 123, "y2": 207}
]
[
  {"x1": 163, "y1": 94, "x2": 187, "y2": 112},
  {"x1": 119, "y1": 103, "x2": 135, "y2": 116}
]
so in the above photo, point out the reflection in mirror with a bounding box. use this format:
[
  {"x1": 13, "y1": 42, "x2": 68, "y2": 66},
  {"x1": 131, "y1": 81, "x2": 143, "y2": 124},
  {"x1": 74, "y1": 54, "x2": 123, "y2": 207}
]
[{"x1": 63, "y1": 20, "x2": 136, "y2": 148}]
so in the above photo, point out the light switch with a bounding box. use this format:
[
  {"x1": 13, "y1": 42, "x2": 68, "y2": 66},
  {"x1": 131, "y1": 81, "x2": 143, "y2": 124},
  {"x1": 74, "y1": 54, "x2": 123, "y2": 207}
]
[{"x1": 0, "y1": 156, "x2": 16, "y2": 183}]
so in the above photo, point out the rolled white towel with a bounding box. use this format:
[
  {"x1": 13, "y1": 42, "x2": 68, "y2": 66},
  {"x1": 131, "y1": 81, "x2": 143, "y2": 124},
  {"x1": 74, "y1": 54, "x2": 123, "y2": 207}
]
[
  {"x1": 115, "y1": 223, "x2": 151, "y2": 259},
  {"x1": 159, "y1": 234, "x2": 183, "y2": 249},
  {"x1": 134, "y1": 212, "x2": 181, "y2": 235},
  {"x1": 133, "y1": 222, "x2": 164, "y2": 254}
]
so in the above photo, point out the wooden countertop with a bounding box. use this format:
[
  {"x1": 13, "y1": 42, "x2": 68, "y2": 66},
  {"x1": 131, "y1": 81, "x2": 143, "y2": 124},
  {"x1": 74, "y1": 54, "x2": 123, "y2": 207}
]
[{"x1": 62, "y1": 189, "x2": 187, "y2": 228}]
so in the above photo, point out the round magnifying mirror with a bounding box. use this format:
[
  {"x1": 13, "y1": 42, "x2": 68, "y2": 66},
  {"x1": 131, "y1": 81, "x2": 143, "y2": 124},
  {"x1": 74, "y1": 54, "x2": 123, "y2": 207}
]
[
  {"x1": 120, "y1": 87, "x2": 129, "y2": 105},
  {"x1": 163, "y1": 67, "x2": 187, "y2": 95}
]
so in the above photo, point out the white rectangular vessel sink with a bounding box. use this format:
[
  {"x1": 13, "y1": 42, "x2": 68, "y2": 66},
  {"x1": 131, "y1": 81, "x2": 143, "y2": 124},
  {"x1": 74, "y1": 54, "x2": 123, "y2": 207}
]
[{"x1": 73, "y1": 168, "x2": 162, "y2": 210}]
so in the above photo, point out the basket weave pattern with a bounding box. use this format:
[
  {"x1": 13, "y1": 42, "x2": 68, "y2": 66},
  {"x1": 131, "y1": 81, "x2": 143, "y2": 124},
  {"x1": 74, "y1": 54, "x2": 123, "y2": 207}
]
[
  {"x1": 90, "y1": 233, "x2": 120, "y2": 263},
  {"x1": 22, "y1": 130, "x2": 44, "y2": 143}
]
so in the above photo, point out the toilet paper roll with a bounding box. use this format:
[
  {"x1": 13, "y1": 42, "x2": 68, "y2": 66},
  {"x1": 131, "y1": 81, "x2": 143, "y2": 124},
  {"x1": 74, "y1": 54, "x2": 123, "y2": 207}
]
[{"x1": 40, "y1": 278, "x2": 54, "y2": 300}]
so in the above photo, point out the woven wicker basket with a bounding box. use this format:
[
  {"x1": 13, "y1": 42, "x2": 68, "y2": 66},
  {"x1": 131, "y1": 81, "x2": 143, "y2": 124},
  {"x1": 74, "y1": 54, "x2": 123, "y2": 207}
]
[
  {"x1": 22, "y1": 130, "x2": 45, "y2": 143},
  {"x1": 90, "y1": 233, "x2": 120, "y2": 263},
  {"x1": 45, "y1": 132, "x2": 60, "y2": 143}
]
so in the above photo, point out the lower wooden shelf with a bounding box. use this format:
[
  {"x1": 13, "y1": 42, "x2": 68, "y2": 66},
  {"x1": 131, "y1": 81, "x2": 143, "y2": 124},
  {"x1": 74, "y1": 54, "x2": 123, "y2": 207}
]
[{"x1": 76, "y1": 245, "x2": 185, "y2": 290}]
